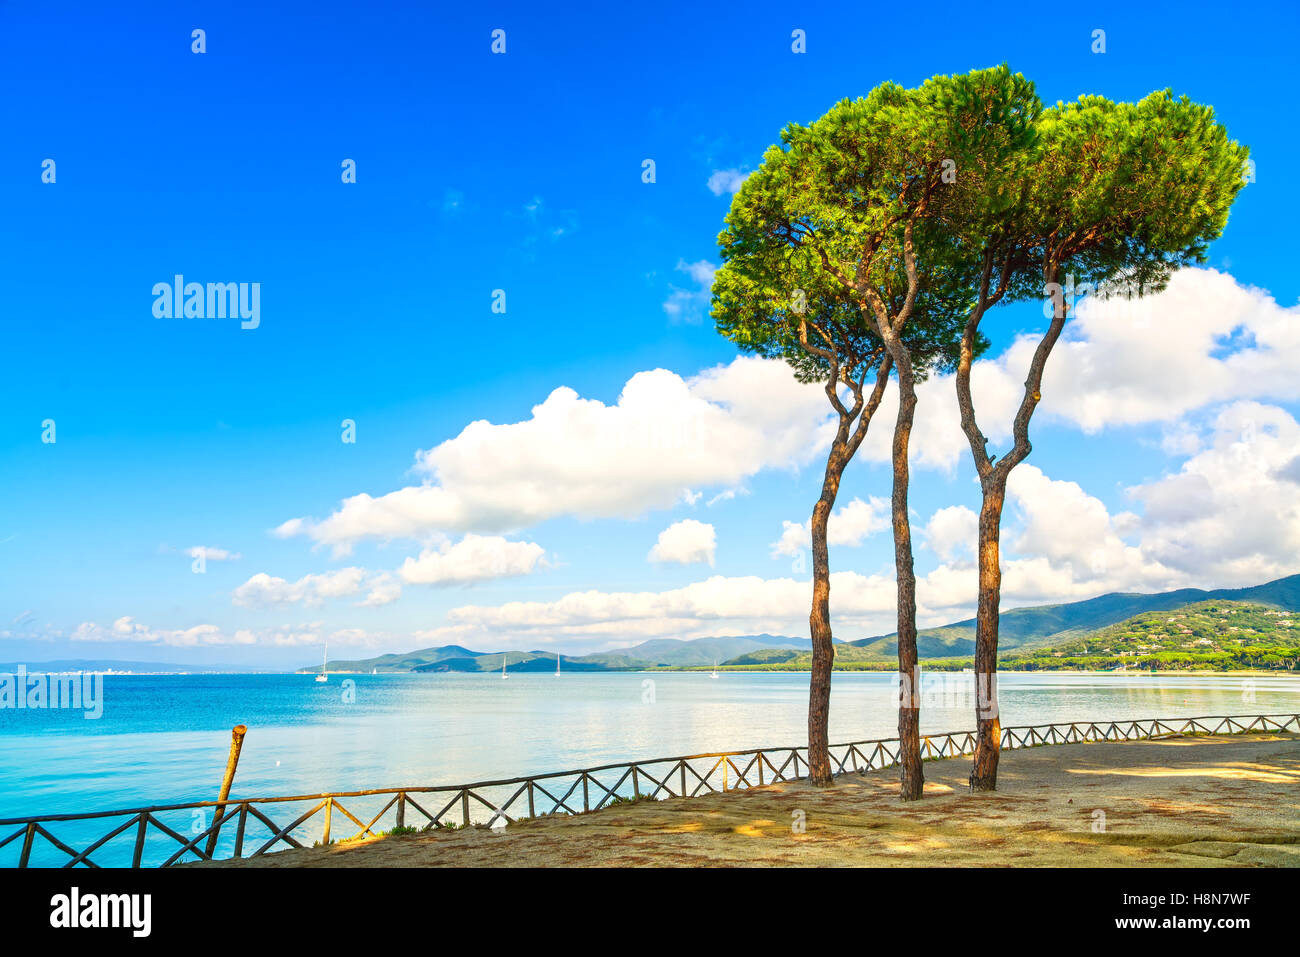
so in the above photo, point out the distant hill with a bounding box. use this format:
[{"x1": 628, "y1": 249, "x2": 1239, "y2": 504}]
[
  {"x1": 596, "y1": 634, "x2": 810, "y2": 667},
  {"x1": 846, "y1": 573, "x2": 1300, "y2": 660},
  {"x1": 300, "y1": 634, "x2": 815, "y2": 674},
  {"x1": 999, "y1": 600, "x2": 1300, "y2": 671},
  {"x1": 306, "y1": 644, "x2": 490, "y2": 674}
]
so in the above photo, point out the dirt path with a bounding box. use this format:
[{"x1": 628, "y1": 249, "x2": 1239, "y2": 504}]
[{"x1": 199, "y1": 733, "x2": 1300, "y2": 867}]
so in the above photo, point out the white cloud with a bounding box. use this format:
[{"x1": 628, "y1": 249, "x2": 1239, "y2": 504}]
[
  {"x1": 71, "y1": 617, "x2": 258, "y2": 647},
  {"x1": 1125, "y1": 402, "x2": 1300, "y2": 585},
  {"x1": 420, "y1": 562, "x2": 999, "y2": 650},
  {"x1": 278, "y1": 356, "x2": 833, "y2": 554},
  {"x1": 64, "y1": 618, "x2": 391, "y2": 650},
  {"x1": 358, "y1": 578, "x2": 403, "y2": 607},
  {"x1": 648, "y1": 520, "x2": 716, "y2": 566},
  {"x1": 707, "y1": 168, "x2": 750, "y2": 196},
  {"x1": 769, "y1": 497, "x2": 890, "y2": 557},
  {"x1": 415, "y1": 404, "x2": 1300, "y2": 648},
  {"x1": 231, "y1": 568, "x2": 396, "y2": 608},
  {"x1": 921, "y1": 506, "x2": 979, "y2": 563},
  {"x1": 662, "y1": 259, "x2": 716, "y2": 323},
  {"x1": 831, "y1": 497, "x2": 892, "y2": 545},
  {"x1": 857, "y1": 268, "x2": 1300, "y2": 472},
  {"x1": 398, "y1": 535, "x2": 546, "y2": 586},
  {"x1": 770, "y1": 521, "x2": 808, "y2": 559},
  {"x1": 945, "y1": 405, "x2": 1300, "y2": 608},
  {"x1": 431, "y1": 572, "x2": 897, "y2": 646},
  {"x1": 186, "y1": 546, "x2": 240, "y2": 562}
]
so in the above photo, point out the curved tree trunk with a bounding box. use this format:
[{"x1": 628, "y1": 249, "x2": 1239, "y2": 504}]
[
  {"x1": 969, "y1": 485, "x2": 1006, "y2": 791},
  {"x1": 892, "y1": 367, "x2": 924, "y2": 801},
  {"x1": 955, "y1": 260, "x2": 1068, "y2": 793},
  {"x1": 803, "y1": 353, "x2": 892, "y2": 788}
]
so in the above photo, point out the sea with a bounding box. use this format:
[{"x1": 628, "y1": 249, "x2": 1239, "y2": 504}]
[{"x1": 2, "y1": 670, "x2": 1296, "y2": 865}]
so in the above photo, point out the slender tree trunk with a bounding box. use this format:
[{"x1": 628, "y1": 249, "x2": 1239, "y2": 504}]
[
  {"x1": 800, "y1": 349, "x2": 891, "y2": 788},
  {"x1": 957, "y1": 262, "x2": 1067, "y2": 792},
  {"x1": 891, "y1": 368, "x2": 924, "y2": 800},
  {"x1": 807, "y1": 448, "x2": 848, "y2": 787},
  {"x1": 969, "y1": 484, "x2": 1006, "y2": 790}
]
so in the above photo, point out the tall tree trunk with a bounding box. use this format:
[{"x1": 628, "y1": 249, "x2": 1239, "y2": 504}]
[
  {"x1": 892, "y1": 367, "x2": 924, "y2": 801},
  {"x1": 807, "y1": 440, "x2": 855, "y2": 786},
  {"x1": 956, "y1": 260, "x2": 1068, "y2": 792},
  {"x1": 807, "y1": 488, "x2": 838, "y2": 787},
  {"x1": 801, "y1": 349, "x2": 892, "y2": 789},
  {"x1": 969, "y1": 483, "x2": 1006, "y2": 791}
]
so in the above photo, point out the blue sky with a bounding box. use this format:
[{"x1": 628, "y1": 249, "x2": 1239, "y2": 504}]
[{"x1": 2, "y1": 1, "x2": 1299, "y2": 668}]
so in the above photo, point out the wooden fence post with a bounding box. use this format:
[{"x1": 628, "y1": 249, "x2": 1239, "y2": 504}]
[
  {"x1": 204, "y1": 724, "x2": 247, "y2": 859},
  {"x1": 132, "y1": 812, "x2": 148, "y2": 868},
  {"x1": 19, "y1": 822, "x2": 36, "y2": 868}
]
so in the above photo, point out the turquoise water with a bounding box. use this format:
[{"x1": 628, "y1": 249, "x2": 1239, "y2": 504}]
[{"x1": 2, "y1": 671, "x2": 1296, "y2": 865}]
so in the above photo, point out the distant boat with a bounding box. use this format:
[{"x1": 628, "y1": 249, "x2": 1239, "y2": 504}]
[
  {"x1": 501, "y1": 654, "x2": 509, "y2": 680},
  {"x1": 371, "y1": 667, "x2": 377, "y2": 675},
  {"x1": 315, "y1": 641, "x2": 328, "y2": 683},
  {"x1": 555, "y1": 653, "x2": 561, "y2": 677},
  {"x1": 710, "y1": 661, "x2": 719, "y2": 679}
]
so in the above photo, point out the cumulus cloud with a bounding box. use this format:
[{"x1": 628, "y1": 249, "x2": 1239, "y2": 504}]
[
  {"x1": 769, "y1": 521, "x2": 808, "y2": 560},
  {"x1": 1124, "y1": 402, "x2": 1300, "y2": 585},
  {"x1": 648, "y1": 520, "x2": 716, "y2": 566},
  {"x1": 398, "y1": 535, "x2": 546, "y2": 586},
  {"x1": 769, "y1": 496, "x2": 890, "y2": 557},
  {"x1": 957, "y1": 405, "x2": 1300, "y2": 607},
  {"x1": 65, "y1": 618, "x2": 390, "y2": 650},
  {"x1": 429, "y1": 572, "x2": 898, "y2": 645},
  {"x1": 418, "y1": 561, "x2": 1005, "y2": 649},
  {"x1": 414, "y1": 403, "x2": 1300, "y2": 648},
  {"x1": 921, "y1": 506, "x2": 979, "y2": 563},
  {"x1": 857, "y1": 268, "x2": 1300, "y2": 472},
  {"x1": 231, "y1": 568, "x2": 399, "y2": 608},
  {"x1": 71, "y1": 616, "x2": 257, "y2": 647},
  {"x1": 707, "y1": 168, "x2": 750, "y2": 196},
  {"x1": 277, "y1": 356, "x2": 833, "y2": 554}
]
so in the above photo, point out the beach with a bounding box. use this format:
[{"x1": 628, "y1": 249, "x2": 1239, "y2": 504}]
[{"x1": 198, "y1": 732, "x2": 1300, "y2": 868}]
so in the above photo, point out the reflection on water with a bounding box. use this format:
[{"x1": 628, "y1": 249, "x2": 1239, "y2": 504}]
[{"x1": 1, "y1": 671, "x2": 1297, "y2": 819}]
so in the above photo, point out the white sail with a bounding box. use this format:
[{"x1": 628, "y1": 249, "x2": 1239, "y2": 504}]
[
  {"x1": 316, "y1": 640, "x2": 328, "y2": 682},
  {"x1": 501, "y1": 653, "x2": 508, "y2": 679}
]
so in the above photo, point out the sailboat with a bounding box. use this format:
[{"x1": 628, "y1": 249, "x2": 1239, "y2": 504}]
[
  {"x1": 555, "y1": 653, "x2": 561, "y2": 677},
  {"x1": 501, "y1": 653, "x2": 509, "y2": 680},
  {"x1": 315, "y1": 640, "x2": 328, "y2": 683},
  {"x1": 710, "y1": 660, "x2": 719, "y2": 679}
]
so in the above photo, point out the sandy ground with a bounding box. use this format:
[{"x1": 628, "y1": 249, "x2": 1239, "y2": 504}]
[{"x1": 200, "y1": 733, "x2": 1300, "y2": 868}]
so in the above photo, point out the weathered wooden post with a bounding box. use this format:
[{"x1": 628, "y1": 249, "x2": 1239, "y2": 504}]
[{"x1": 205, "y1": 724, "x2": 247, "y2": 859}]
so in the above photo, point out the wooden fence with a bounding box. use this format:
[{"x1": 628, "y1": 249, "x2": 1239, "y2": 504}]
[{"x1": 2, "y1": 712, "x2": 1296, "y2": 868}]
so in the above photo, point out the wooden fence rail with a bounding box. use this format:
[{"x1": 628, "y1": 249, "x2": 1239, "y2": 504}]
[{"x1": 2, "y1": 712, "x2": 1296, "y2": 868}]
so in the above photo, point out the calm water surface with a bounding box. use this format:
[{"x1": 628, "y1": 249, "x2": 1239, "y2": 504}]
[{"x1": 3, "y1": 671, "x2": 1297, "y2": 821}]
